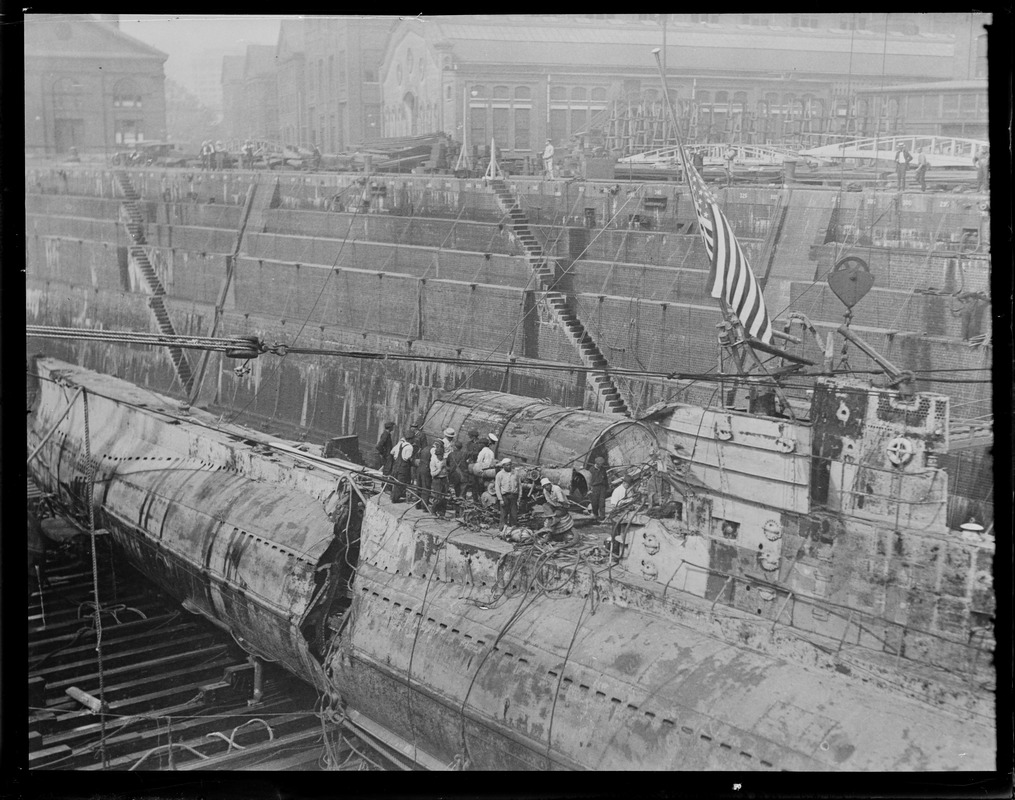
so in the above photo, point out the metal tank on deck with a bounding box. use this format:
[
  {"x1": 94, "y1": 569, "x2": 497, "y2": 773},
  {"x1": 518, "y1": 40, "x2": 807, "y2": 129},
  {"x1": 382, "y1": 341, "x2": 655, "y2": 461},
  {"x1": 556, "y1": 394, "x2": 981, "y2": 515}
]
[{"x1": 422, "y1": 389, "x2": 658, "y2": 471}]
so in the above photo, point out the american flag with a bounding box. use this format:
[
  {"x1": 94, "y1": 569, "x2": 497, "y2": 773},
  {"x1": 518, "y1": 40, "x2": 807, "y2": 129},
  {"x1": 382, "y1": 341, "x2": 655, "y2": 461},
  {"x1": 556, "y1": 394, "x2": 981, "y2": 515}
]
[{"x1": 684, "y1": 157, "x2": 773, "y2": 344}]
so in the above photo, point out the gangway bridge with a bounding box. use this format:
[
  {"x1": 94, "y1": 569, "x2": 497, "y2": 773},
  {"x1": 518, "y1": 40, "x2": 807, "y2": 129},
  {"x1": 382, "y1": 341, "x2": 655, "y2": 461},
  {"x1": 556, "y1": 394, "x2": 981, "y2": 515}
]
[
  {"x1": 617, "y1": 143, "x2": 800, "y2": 169},
  {"x1": 800, "y1": 135, "x2": 986, "y2": 168}
]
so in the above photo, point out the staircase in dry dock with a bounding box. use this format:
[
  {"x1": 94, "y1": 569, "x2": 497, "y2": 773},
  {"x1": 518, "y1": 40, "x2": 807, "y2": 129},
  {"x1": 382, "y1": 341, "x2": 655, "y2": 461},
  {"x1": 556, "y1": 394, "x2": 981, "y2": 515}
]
[
  {"x1": 113, "y1": 170, "x2": 194, "y2": 394},
  {"x1": 488, "y1": 178, "x2": 630, "y2": 416}
]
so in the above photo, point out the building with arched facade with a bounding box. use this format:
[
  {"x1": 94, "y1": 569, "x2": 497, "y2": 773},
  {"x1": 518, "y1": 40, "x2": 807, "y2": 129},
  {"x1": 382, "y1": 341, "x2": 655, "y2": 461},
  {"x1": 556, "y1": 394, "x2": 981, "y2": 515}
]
[
  {"x1": 24, "y1": 14, "x2": 167, "y2": 156},
  {"x1": 379, "y1": 15, "x2": 982, "y2": 159}
]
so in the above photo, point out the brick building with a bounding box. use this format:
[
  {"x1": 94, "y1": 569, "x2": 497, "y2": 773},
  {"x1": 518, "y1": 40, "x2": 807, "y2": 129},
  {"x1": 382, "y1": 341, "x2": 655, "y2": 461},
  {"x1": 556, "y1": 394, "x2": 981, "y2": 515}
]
[
  {"x1": 243, "y1": 45, "x2": 280, "y2": 141},
  {"x1": 220, "y1": 55, "x2": 245, "y2": 142},
  {"x1": 25, "y1": 14, "x2": 168, "y2": 156},
  {"x1": 301, "y1": 16, "x2": 394, "y2": 152},
  {"x1": 276, "y1": 20, "x2": 306, "y2": 148}
]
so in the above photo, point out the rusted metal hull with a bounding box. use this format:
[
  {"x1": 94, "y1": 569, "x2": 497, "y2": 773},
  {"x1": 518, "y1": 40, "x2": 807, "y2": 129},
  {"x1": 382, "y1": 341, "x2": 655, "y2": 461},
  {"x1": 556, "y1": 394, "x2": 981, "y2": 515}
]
[
  {"x1": 27, "y1": 358, "x2": 995, "y2": 771},
  {"x1": 330, "y1": 500, "x2": 995, "y2": 771}
]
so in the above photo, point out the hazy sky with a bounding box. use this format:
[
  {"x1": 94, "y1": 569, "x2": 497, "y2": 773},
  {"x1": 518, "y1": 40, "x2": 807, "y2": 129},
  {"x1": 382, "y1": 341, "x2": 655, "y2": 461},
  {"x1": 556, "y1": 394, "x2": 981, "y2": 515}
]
[{"x1": 119, "y1": 14, "x2": 285, "y2": 60}]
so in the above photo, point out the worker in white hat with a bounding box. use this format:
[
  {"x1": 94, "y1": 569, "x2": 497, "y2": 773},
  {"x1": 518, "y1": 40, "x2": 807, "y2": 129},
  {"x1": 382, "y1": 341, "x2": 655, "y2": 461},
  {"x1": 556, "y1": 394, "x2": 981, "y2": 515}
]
[
  {"x1": 538, "y1": 476, "x2": 573, "y2": 541},
  {"x1": 441, "y1": 427, "x2": 456, "y2": 452},
  {"x1": 474, "y1": 433, "x2": 497, "y2": 479},
  {"x1": 494, "y1": 458, "x2": 520, "y2": 531}
]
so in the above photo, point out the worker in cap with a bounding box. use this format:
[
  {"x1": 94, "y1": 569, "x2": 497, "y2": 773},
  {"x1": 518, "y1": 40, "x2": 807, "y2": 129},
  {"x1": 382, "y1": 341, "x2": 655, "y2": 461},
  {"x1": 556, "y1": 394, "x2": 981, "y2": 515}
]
[
  {"x1": 388, "y1": 433, "x2": 414, "y2": 503},
  {"x1": 375, "y1": 421, "x2": 396, "y2": 476},
  {"x1": 608, "y1": 471, "x2": 636, "y2": 515},
  {"x1": 538, "y1": 477, "x2": 573, "y2": 541},
  {"x1": 494, "y1": 458, "x2": 519, "y2": 531},
  {"x1": 474, "y1": 434, "x2": 497, "y2": 481},
  {"x1": 429, "y1": 439, "x2": 450, "y2": 519},
  {"x1": 588, "y1": 455, "x2": 609, "y2": 521},
  {"x1": 894, "y1": 141, "x2": 912, "y2": 191},
  {"x1": 441, "y1": 427, "x2": 456, "y2": 456},
  {"x1": 464, "y1": 429, "x2": 484, "y2": 500}
]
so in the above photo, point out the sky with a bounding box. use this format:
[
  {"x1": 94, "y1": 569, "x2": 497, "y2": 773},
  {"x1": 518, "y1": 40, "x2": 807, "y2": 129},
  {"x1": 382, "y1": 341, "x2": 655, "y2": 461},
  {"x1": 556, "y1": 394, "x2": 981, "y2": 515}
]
[
  {"x1": 119, "y1": 15, "x2": 285, "y2": 59},
  {"x1": 118, "y1": 15, "x2": 287, "y2": 106}
]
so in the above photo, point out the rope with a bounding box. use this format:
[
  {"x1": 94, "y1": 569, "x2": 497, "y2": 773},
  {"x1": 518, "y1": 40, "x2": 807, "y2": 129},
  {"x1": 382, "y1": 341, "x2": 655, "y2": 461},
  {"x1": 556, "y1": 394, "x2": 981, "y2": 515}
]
[{"x1": 82, "y1": 389, "x2": 108, "y2": 767}]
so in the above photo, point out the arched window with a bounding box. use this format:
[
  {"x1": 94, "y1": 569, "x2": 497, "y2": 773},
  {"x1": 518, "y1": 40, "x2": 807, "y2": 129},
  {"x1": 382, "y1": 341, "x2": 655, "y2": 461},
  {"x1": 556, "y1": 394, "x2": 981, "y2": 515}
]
[
  {"x1": 571, "y1": 86, "x2": 587, "y2": 102},
  {"x1": 493, "y1": 85, "x2": 510, "y2": 99},
  {"x1": 975, "y1": 33, "x2": 987, "y2": 77},
  {"x1": 733, "y1": 91, "x2": 748, "y2": 107},
  {"x1": 514, "y1": 86, "x2": 532, "y2": 100},
  {"x1": 644, "y1": 88, "x2": 660, "y2": 102},
  {"x1": 714, "y1": 90, "x2": 729, "y2": 106},
  {"x1": 471, "y1": 84, "x2": 487, "y2": 98},
  {"x1": 52, "y1": 77, "x2": 83, "y2": 110},
  {"x1": 695, "y1": 90, "x2": 711, "y2": 105},
  {"x1": 591, "y1": 87, "x2": 607, "y2": 102},
  {"x1": 550, "y1": 86, "x2": 567, "y2": 102},
  {"x1": 113, "y1": 79, "x2": 142, "y2": 108}
]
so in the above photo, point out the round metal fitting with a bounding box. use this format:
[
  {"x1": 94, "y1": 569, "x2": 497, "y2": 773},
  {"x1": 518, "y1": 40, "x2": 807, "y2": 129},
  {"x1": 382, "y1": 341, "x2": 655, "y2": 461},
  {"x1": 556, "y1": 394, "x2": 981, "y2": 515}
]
[
  {"x1": 763, "y1": 520, "x2": 782, "y2": 542},
  {"x1": 885, "y1": 436, "x2": 915, "y2": 467}
]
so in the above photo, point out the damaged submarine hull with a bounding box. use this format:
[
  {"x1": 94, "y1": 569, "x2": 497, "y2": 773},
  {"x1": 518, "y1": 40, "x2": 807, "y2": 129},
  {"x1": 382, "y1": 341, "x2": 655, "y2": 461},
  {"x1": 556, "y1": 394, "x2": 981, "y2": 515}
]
[{"x1": 27, "y1": 356, "x2": 995, "y2": 770}]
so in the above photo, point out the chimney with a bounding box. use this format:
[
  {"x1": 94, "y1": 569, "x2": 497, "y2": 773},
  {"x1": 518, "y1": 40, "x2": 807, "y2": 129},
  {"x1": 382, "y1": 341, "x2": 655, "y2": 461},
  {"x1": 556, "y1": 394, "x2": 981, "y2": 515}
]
[{"x1": 100, "y1": 14, "x2": 120, "y2": 28}]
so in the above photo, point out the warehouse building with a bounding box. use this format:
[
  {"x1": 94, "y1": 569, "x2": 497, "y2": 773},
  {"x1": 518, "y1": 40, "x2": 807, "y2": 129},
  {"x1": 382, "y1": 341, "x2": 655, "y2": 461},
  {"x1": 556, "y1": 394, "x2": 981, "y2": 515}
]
[
  {"x1": 378, "y1": 15, "x2": 967, "y2": 159},
  {"x1": 24, "y1": 14, "x2": 167, "y2": 157}
]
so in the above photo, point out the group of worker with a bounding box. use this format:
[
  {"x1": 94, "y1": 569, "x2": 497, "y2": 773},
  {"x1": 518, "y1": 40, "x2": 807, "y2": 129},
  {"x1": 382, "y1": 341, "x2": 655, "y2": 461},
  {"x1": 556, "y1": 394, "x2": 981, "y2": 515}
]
[
  {"x1": 893, "y1": 143, "x2": 934, "y2": 192},
  {"x1": 375, "y1": 422, "x2": 589, "y2": 540},
  {"x1": 200, "y1": 140, "x2": 228, "y2": 170}
]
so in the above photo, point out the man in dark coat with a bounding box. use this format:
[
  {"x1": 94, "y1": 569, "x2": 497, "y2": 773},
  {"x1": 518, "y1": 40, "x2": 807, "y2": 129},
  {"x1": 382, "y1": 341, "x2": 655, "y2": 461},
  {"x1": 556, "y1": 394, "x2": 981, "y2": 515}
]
[
  {"x1": 409, "y1": 422, "x2": 430, "y2": 508},
  {"x1": 588, "y1": 456, "x2": 609, "y2": 521},
  {"x1": 463, "y1": 429, "x2": 484, "y2": 500},
  {"x1": 376, "y1": 421, "x2": 395, "y2": 475},
  {"x1": 447, "y1": 441, "x2": 468, "y2": 498}
]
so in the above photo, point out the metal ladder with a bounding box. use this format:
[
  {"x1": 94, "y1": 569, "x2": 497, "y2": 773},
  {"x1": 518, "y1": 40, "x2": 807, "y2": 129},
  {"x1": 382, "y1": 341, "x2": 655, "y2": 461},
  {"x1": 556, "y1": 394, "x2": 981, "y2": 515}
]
[
  {"x1": 113, "y1": 170, "x2": 194, "y2": 395},
  {"x1": 488, "y1": 178, "x2": 629, "y2": 415}
]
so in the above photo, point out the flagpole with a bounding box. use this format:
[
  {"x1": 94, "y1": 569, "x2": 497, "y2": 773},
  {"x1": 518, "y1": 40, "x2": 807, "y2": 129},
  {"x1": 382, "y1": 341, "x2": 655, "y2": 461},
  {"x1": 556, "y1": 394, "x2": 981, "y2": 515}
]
[{"x1": 651, "y1": 49, "x2": 797, "y2": 420}]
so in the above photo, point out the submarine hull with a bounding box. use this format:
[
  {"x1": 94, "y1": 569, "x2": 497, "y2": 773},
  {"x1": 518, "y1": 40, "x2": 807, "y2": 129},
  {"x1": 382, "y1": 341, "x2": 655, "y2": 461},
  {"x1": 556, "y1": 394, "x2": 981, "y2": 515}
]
[{"x1": 27, "y1": 357, "x2": 995, "y2": 771}]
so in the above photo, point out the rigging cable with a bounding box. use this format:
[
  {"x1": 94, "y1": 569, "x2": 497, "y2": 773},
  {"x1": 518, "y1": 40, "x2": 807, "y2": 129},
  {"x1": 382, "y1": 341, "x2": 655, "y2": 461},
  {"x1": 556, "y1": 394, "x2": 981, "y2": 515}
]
[{"x1": 82, "y1": 389, "x2": 109, "y2": 768}]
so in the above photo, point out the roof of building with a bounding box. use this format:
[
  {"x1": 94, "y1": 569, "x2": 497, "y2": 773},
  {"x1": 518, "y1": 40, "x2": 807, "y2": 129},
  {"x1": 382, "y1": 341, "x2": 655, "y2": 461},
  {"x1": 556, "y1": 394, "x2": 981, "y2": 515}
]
[
  {"x1": 390, "y1": 17, "x2": 955, "y2": 79},
  {"x1": 858, "y1": 79, "x2": 988, "y2": 93},
  {"x1": 221, "y1": 54, "x2": 245, "y2": 84},
  {"x1": 276, "y1": 18, "x2": 305, "y2": 59},
  {"x1": 244, "y1": 44, "x2": 278, "y2": 78},
  {"x1": 24, "y1": 14, "x2": 167, "y2": 61}
]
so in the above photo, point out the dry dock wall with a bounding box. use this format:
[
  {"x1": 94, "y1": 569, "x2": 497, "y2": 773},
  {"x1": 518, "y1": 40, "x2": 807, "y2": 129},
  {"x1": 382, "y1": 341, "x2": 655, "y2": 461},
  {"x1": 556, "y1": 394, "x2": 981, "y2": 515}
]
[{"x1": 26, "y1": 167, "x2": 993, "y2": 445}]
